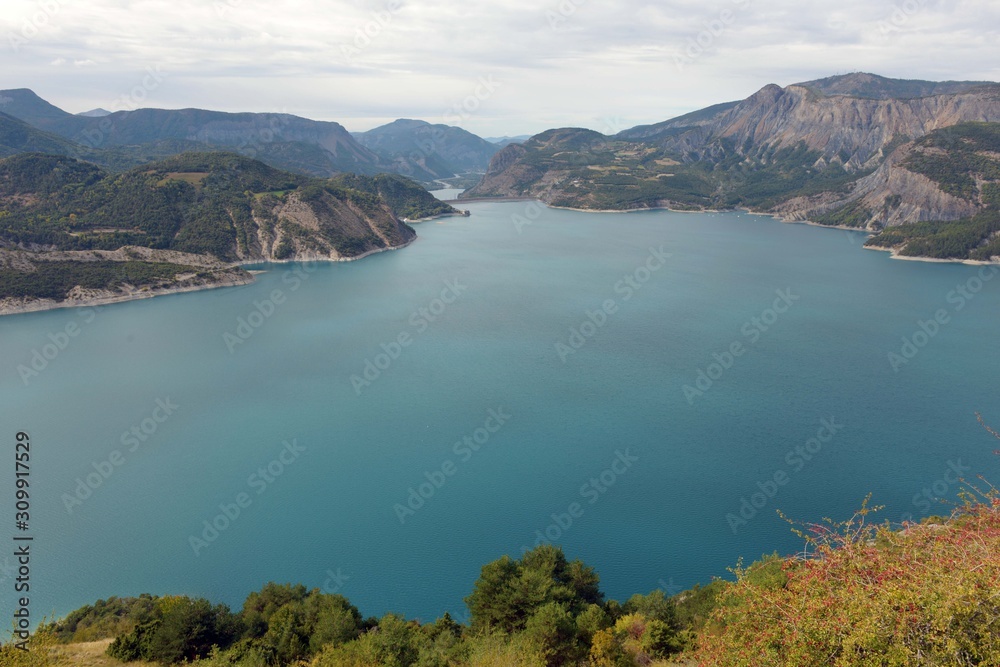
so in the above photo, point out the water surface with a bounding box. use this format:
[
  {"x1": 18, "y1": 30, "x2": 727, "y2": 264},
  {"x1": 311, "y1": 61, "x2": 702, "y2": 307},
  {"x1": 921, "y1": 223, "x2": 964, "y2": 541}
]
[{"x1": 1, "y1": 203, "x2": 998, "y2": 626}]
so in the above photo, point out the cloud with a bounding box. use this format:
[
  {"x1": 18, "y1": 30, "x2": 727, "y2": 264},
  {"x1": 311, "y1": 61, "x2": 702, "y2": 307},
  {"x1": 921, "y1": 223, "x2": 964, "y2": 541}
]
[{"x1": 0, "y1": 0, "x2": 996, "y2": 135}]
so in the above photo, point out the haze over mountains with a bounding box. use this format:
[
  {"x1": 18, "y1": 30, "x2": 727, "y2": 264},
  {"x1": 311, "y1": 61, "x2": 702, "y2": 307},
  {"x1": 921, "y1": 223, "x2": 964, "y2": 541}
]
[
  {"x1": 352, "y1": 119, "x2": 500, "y2": 182},
  {"x1": 0, "y1": 89, "x2": 503, "y2": 183},
  {"x1": 2, "y1": 71, "x2": 1000, "y2": 313}
]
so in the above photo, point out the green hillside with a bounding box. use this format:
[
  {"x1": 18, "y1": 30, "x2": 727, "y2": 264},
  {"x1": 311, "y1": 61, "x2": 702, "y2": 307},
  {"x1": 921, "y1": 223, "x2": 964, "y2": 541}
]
[
  {"x1": 0, "y1": 152, "x2": 456, "y2": 303},
  {"x1": 864, "y1": 123, "x2": 1000, "y2": 259}
]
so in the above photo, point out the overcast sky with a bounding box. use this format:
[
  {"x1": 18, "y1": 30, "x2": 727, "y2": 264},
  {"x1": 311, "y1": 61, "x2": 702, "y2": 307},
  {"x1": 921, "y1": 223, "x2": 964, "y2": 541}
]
[{"x1": 2, "y1": 0, "x2": 998, "y2": 137}]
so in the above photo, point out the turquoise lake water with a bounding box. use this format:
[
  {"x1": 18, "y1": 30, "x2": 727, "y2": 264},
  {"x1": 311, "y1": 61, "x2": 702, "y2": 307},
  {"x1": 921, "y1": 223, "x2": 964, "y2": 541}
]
[{"x1": 1, "y1": 202, "x2": 999, "y2": 627}]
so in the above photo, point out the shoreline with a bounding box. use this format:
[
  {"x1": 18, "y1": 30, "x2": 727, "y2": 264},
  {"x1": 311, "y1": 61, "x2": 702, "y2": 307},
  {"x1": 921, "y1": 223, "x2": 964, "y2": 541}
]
[
  {"x1": 447, "y1": 196, "x2": 537, "y2": 204},
  {"x1": 234, "y1": 236, "x2": 415, "y2": 268},
  {"x1": 862, "y1": 244, "x2": 1000, "y2": 266},
  {"x1": 0, "y1": 273, "x2": 255, "y2": 318},
  {"x1": 546, "y1": 203, "x2": 718, "y2": 215},
  {"x1": 5, "y1": 201, "x2": 998, "y2": 317},
  {"x1": 484, "y1": 199, "x2": 1000, "y2": 266},
  {"x1": 0, "y1": 239, "x2": 418, "y2": 318},
  {"x1": 404, "y1": 211, "x2": 469, "y2": 224}
]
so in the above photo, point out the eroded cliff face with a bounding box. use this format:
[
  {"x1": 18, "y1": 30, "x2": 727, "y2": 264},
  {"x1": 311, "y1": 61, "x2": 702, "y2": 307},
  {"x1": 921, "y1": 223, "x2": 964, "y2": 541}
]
[
  {"x1": 660, "y1": 84, "x2": 1000, "y2": 171},
  {"x1": 238, "y1": 191, "x2": 416, "y2": 262},
  {"x1": 465, "y1": 78, "x2": 1000, "y2": 233},
  {"x1": 771, "y1": 140, "x2": 986, "y2": 229}
]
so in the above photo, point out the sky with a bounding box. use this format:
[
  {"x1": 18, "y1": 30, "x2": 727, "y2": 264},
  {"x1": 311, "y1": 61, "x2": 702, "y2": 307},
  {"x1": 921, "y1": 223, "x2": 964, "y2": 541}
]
[{"x1": 1, "y1": 0, "x2": 999, "y2": 137}]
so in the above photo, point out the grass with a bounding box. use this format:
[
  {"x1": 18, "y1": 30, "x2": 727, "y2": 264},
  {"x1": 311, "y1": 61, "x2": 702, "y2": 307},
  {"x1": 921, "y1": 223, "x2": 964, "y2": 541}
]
[
  {"x1": 47, "y1": 639, "x2": 156, "y2": 667},
  {"x1": 1, "y1": 636, "x2": 157, "y2": 667}
]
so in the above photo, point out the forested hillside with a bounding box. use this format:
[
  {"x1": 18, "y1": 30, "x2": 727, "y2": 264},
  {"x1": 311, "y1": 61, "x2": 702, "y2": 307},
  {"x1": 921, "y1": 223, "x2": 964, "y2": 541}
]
[{"x1": 0, "y1": 152, "x2": 457, "y2": 307}]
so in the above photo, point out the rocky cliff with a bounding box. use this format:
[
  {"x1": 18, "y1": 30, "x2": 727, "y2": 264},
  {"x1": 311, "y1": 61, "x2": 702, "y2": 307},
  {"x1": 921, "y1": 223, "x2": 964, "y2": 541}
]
[
  {"x1": 463, "y1": 74, "x2": 1000, "y2": 260},
  {"x1": 0, "y1": 152, "x2": 455, "y2": 309},
  {"x1": 660, "y1": 81, "x2": 1000, "y2": 171}
]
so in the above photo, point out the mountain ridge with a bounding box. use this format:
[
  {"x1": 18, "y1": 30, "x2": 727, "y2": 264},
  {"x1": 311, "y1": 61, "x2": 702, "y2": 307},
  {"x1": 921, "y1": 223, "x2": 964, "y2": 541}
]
[
  {"x1": 353, "y1": 118, "x2": 500, "y2": 181},
  {"x1": 0, "y1": 90, "x2": 501, "y2": 183},
  {"x1": 463, "y1": 73, "x2": 1000, "y2": 261}
]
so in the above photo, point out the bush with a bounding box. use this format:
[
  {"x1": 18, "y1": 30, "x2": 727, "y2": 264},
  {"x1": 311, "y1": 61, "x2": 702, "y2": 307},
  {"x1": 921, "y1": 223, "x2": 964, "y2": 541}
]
[
  {"x1": 697, "y1": 499, "x2": 1000, "y2": 666},
  {"x1": 106, "y1": 596, "x2": 239, "y2": 664}
]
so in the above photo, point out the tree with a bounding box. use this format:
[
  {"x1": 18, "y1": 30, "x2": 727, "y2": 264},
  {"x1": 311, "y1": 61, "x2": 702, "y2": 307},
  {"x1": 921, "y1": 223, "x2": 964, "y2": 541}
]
[
  {"x1": 107, "y1": 596, "x2": 238, "y2": 664},
  {"x1": 465, "y1": 546, "x2": 604, "y2": 633},
  {"x1": 241, "y1": 583, "x2": 308, "y2": 638},
  {"x1": 621, "y1": 590, "x2": 677, "y2": 627},
  {"x1": 261, "y1": 605, "x2": 310, "y2": 664},
  {"x1": 523, "y1": 603, "x2": 580, "y2": 667}
]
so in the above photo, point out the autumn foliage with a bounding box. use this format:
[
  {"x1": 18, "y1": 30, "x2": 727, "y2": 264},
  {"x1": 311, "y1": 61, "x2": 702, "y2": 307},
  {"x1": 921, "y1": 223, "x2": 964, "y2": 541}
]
[{"x1": 697, "y1": 495, "x2": 1000, "y2": 666}]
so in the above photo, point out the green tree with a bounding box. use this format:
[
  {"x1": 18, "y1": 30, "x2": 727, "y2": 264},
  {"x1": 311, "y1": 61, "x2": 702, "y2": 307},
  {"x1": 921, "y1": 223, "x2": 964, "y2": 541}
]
[
  {"x1": 523, "y1": 602, "x2": 580, "y2": 667},
  {"x1": 465, "y1": 545, "x2": 603, "y2": 633}
]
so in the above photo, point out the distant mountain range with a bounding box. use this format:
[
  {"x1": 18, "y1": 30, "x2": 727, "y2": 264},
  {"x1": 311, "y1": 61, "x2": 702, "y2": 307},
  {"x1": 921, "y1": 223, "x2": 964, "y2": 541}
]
[
  {"x1": 352, "y1": 119, "x2": 500, "y2": 181},
  {"x1": 0, "y1": 89, "x2": 500, "y2": 183},
  {"x1": 2, "y1": 71, "x2": 999, "y2": 312},
  {"x1": 465, "y1": 73, "x2": 1000, "y2": 261},
  {"x1": 484, "y1": 135, "x2": 532, "y2": 147}
]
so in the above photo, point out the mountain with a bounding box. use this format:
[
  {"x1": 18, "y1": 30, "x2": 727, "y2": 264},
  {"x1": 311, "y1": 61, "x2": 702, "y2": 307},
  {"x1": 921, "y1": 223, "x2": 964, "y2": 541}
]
[
  {"x1": 804, "y1": 122, "x2": 1000, "y2": 260},
  {"x1": 0, "y1": 152, "x2": 459, "y2": 310},
  {"x1": 354, "y1": 119, "x2": 500, "y2": 182},
  {"x1": 613, "y1": 100, "x2": 741, "y2": 142},
  {"x1": 0, "y1": 89, "x2": 386, "y2": 178},
  {"x1": 795, "y1": 72, "x2": 995, "y2": 99},
  {"x1": 0, "y1": 89, "x2": 506, "y2": 184},
  {"x1": 0, "y1": 112, "x2": 89, "y2": 158},
  {"x1": 484, "y1": 134, "x2": 532, "y2": 147},
  {"x1": 464, "y1": 74, "x2": 1000, "y2": 261},
  {"x1": 0, "y1": 88, "x2": 77, "y2": 126},
  {"x1": 0, "y1": 110, "x2": 143, "y2": 169}
]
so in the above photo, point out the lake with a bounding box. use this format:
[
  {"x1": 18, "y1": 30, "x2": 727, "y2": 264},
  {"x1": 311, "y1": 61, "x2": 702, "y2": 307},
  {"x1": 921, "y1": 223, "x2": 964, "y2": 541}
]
[{"x1": 1, "y1": 202, "x2": 998, "y2": 627}]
